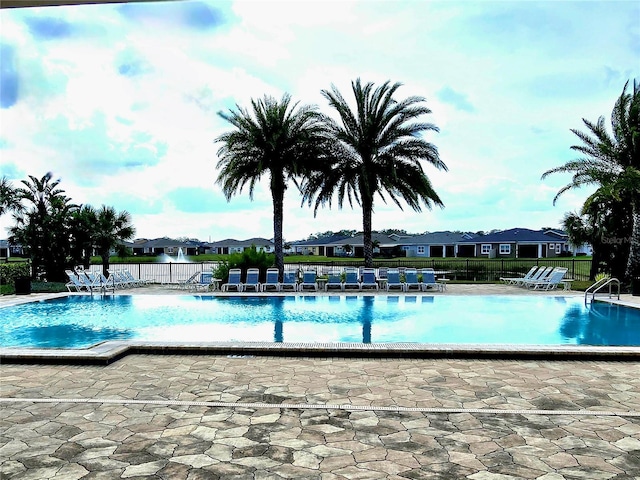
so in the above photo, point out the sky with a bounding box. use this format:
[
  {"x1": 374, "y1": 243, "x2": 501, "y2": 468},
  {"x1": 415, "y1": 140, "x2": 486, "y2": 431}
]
[{"x1": 0, "y1": 0, "x2": 638, "y2": 243}]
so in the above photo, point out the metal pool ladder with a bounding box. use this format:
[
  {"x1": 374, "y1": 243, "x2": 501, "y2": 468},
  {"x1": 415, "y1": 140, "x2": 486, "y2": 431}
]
[{"x1": 584, "y1": 277, "x2": 620, "y2": 304}]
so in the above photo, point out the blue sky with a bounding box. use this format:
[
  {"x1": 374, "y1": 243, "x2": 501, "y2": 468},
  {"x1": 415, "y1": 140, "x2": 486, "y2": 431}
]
[{"x1": 0, "y1": 0, "x2": 638, "y2": 243}]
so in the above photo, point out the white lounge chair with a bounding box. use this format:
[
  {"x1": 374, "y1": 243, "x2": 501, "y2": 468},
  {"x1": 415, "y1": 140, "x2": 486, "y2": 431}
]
[
  {"x1": 325, "y1": 269, "x2": 344, "y2": 291},
  {"x1": 300, "y1": 270, "x2": 318, "y2": 291},
  {"x1": 221, "y1": 268, "x2": 243, "y2": 292},
  {"x1": 280, "y1": 271, "x2": 298, "y2": 291},
  {"x1": 526, "y1": 268, "x2": 568, "y2": 290},
  {"x1": 500, "y1": 266, "x2": 539, "y2": 285},
  {"x1": 386, "y1": 268, "x2": 405, "y2": 291},
  {"x1": 244, "y1": 268, "x2": 261, "y2": 292},
  {"x1": 419, "y1": 268, "x2": 441, "y2": 292},
  {"x1": 404, "y1": 268, "x2": 421, "y2": 292},
  {"x1": 515, "y1": 266, "x2": 552, "y2": 287},
  {"x1": 261, "y1": 268, "x2": 281, "y2": 292},
  {"x1": 343, "y1": 267, "x2": 361, "y2": 291},
  {"x1": 360, "y1": 268, "x2": 379, "y2": 290}
]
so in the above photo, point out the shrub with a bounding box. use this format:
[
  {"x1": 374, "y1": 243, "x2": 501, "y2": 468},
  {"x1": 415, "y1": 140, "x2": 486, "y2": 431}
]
[
  {"x1": 0, "y1": 262, "x2": 31, "y2": 287},
  {"x1": 212, "y1": 246, "x2": 275, "y2": 282}
]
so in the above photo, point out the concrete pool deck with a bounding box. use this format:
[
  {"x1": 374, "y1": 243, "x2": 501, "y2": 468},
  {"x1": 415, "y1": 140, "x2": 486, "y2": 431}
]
[{"x1": 1, "y1": 285, "x2": 639, "y2": 478}]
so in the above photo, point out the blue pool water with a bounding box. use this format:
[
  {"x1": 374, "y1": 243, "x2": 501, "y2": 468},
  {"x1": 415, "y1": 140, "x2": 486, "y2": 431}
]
[{"x1": 1, "y1": 295, "x2": 639, "y2": 349}]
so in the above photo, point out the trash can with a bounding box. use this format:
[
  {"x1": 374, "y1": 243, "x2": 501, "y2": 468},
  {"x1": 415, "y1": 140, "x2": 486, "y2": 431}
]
[{"x1": 14, "y1": 276, "x2": 31, "y2": 295}]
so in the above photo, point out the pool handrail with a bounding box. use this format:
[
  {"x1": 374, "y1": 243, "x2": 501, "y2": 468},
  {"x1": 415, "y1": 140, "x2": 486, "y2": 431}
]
[{"x1": 585, "y1": 277, "x2": 620, "y2": 303}]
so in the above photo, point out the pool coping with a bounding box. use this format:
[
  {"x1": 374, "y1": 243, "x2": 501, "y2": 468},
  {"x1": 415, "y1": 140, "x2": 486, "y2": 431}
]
[
  {"x1": 2, "y1": 341, "x2": 640, "y2": 365},
  {"x1": 2, "y1": 292, "x2": 640, "y2": 364}
]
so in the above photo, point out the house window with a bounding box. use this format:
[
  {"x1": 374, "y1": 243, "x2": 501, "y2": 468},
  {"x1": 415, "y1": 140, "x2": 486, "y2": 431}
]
[
  {"x1": 481, "y1": 244, "x2": 491, "y2": 255},
  {"x1": 402, "y1": 246, "x2": 410, "y2": 251},
  {"x1": 499, "y1": 244, "x2": 511, "y2": 255},
  {"x1": 167, "y1": 247, "x2": 174, "y2": 254},
  {"x1": 556, "y1": 244, "x2": 561, "y2": 252},
  {"x1": 549, "y1": 243, "x2": 555, "y2": 250},
  {"x1": 417, "y1": 246, "x2": 425, "y2": 254}
]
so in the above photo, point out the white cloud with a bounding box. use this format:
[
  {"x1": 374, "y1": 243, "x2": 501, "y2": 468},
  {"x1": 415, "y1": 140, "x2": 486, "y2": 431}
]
[{"x1": 1, "y1": 0, "x2": 637, "y2": 242}]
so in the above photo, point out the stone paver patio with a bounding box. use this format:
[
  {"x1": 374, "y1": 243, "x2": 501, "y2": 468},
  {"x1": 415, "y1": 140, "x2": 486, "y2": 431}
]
[
  {"x1": 2, "y1": 355, "x2": 639, "y2": 479},
  {"x1": 1, "y1": 286, "x2": 639, "y2": 478}
]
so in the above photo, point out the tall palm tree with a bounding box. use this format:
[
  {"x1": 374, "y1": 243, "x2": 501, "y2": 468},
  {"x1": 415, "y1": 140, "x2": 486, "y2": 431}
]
[
  {"x1": 93, "y1": 205, "x2": 135, "y2": 276},
  {"x1": 0, "y1": 176, "x2": 23, "y2": 217},
  {"x1": 215, "y1": 94, "x2": 328, "y2": 278},
  {"x1": 302, "y1": 79, "x2": 447, "y2": 267},
  {"x1": 69, "y1": 205, "x2": 98, "y2": 269},
  {"x1": 10, "y1": 172, "x2": 75, "y2": 281},
  {"x1": 542, "y1": 80, "x2": 640, "y2": 279}
]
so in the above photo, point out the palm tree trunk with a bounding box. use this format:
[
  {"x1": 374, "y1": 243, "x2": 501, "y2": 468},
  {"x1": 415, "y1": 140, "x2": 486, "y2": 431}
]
[
  {"x1": 271, "y1": 176, "x2": 285, "y2": 280},
  {"x1": 362, "y1": 198, "x2": 374, "y2": 268},
  {"x1": 101, "y1": 252, "x2": 110, "y2": 277},
  {"x1": 625, "y1": 196, "x2": 640, "y2": 281}
]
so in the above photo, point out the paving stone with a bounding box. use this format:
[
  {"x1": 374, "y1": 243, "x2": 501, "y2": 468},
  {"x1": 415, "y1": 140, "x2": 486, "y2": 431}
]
[{"x1": 2, "y1": 353, "x2": 639, "y2": 479}]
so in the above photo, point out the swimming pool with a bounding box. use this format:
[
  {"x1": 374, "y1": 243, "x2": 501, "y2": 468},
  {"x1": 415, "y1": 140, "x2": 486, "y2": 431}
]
[{"x1": 2, "y1": 295, "x2": 639, "y2": 349}]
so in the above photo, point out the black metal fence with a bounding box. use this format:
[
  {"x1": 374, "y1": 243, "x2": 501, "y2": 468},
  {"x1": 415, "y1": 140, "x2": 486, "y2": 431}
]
[
  {"x1": 86, "y1": 258, "x2": 592, "y2": 283},
  {"x1": 290, "y1": 258, "x2": 592, "y2": 282}
]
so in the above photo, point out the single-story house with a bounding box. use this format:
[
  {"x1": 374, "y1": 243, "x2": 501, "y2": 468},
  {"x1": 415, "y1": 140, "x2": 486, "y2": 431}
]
[
  {"x1": 129, "y1": 238, "x2": 206, "y2": 257},
  {"x1": 290, "y1": 234, "x2": 353, "y2": 256},
  {"x1": 208, "y1": 238, "x2": 274, "y2": 255},
  {"x1": 0, "y1": 240, "x2": 25, "y2": 258},
  {"x1": 456, "y1": 228, "x2": 570, "y2": 258},
  {"x1": 322, "y1": 233, "x2": 410, "y2": 258},
  {"x1": 402, "y1": 232, "x2": 477, "y2": 258}
]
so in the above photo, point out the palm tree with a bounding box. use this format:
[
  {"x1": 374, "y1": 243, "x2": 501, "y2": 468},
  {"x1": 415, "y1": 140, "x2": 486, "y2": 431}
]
[
  {"x1": 0, "y1": 176, "x2": 23, "y2": 217},
  {"x1": 542, "y1": 80, "x2": 640, "y2": 279},
  {"x1": 10, "y1": 172, "x2": 75, "y2": 281},
  {"x1": 215, "y1": 94, "x2": 328, "y2": 278},
  {"x1": 69, "y1": 205, "x2": 98, "y2": 269},
  {"x1": 93, "y1": 205, "x2": 135, "y2": 276},
  {"x1": 302, "y1": 79, "x2": 447, "y2": 267}
]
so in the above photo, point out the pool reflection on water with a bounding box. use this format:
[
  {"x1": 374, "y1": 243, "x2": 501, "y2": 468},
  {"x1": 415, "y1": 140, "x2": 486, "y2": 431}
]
[{"x1": 1, "y1": 295, "x2": 639, "y2": 349}]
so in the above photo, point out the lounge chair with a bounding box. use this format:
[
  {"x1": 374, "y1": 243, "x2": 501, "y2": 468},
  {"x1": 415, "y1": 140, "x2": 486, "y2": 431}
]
[
  {"x1": 221, "y1": 268, "x2": 243, "y2": 292},
  {"x1": 108, "y1": 270, "x2": 136, "y2": 289},
  {"x1": 514, "y1": 266, "x2": 551, "y2": 287},
  {"x1": 360, "y1": 268, "x2": 379, "y2": 290},
  {"x1": 280, "y1": 271, "x2": 298, "y2": 291},
  {"x1": 124, "y1": 269, "x2": 150, "y2": 286},
  {"x1": 244, "y1": 268, "x2": 261, "y2": 292},
  {"x1": 404, "y1": 268, "x2": 421, "y2": 292},
  {"x1": 343, "y1": 267, "x2": 361, "y2": 291},
  {"x1": 420, "y1": 268, "x2": 441, "y2": 292},
  {"x1": 500, "y1": 266, "x2": 539, "y2": 285},
  {"x1": 526, "y1": 268, "x2": 568, "y2": 290},
  {"x1": 190, "y1": 272, "x2": 214, "y2": 292},
  {"x1": 300, "y1": 270, "x2": 318, "y2": 291},
  {"x1": 65, "y1": 270, "x2": 89, "y2": 292},
  {"x1": 325, "y1": 270, "x2": 344, "y2": 291},
  {"x1": 261, "y1": 268, "x2": 281, "y2": 292},
  {"x1": 386, "y1": 268, "x2": 405, "y2": 292}
]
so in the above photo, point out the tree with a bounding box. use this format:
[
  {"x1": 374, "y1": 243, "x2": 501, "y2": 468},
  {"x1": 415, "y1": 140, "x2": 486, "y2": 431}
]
[
  {"x1": 93, "y1": 206, "x2": 135, "y2": 276},
  {"x1": 302, "y1": 79, "x2": 447, "y2": 267},
  {"x1": 0, "y1": 176, "x2": 23, "y2": 217},
  {"x1": 542, "y1": 80, "x2": 640, "y2": 280},
  {"x1": 9, "y1": 173, "x2": 75, "y2": 281},
  {"x1": 216, "y1": 94, "x2": 328, "y2": 279},
  {"x1": 69, "y1": 205, "x2": 98, "y2": 269}
]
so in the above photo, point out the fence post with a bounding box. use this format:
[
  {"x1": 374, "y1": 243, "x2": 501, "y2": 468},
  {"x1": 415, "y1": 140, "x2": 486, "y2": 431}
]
[
  {"x1": 572, "y1": 258, "x2": 575, "y2": 281},
  {"x1": 169, "y1": 262, "x2": 172, "y2": 284}
]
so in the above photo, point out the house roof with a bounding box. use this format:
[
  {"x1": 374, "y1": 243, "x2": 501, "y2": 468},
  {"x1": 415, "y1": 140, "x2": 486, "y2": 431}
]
[
  {"x1": 208, "y1": 237, "x2": 273, "y2": 248},
  {"x1": 459, "y1": 228, "x2": 568, "y2": 244},
  {"x1": 292, "y1": 234, "x2": 353, "y2": 246},
  {"x1": 325, "y1": 234, "x2": 408, "y2": 247},
  {"x1": 405, "y1": 231, "x2": 476, "y2": 245}
]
